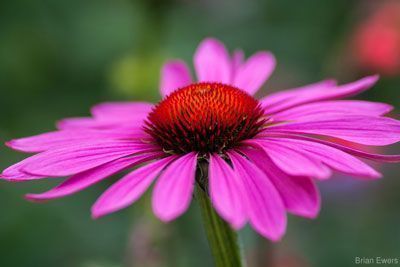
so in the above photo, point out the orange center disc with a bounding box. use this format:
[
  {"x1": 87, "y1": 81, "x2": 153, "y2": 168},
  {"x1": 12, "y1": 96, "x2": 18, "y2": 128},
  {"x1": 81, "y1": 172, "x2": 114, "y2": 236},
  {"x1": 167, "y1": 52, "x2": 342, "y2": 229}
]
[{"x1": 145, "y1": 83, "x2": 265, "y2": 154}]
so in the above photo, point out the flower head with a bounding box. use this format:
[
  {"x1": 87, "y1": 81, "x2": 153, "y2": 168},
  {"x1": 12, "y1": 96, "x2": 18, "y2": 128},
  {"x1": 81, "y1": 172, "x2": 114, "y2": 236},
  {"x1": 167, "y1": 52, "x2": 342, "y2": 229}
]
[{"x1": 2, "y1": 38, "x2": 400, "y2": 241}]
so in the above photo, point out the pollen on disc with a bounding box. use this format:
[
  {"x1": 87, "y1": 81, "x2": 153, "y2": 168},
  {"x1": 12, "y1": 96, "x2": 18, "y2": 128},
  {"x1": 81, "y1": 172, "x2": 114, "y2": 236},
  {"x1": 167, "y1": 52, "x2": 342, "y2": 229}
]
[{"x1": 145, "y1": 82, "x2": 265, "y2": 154}]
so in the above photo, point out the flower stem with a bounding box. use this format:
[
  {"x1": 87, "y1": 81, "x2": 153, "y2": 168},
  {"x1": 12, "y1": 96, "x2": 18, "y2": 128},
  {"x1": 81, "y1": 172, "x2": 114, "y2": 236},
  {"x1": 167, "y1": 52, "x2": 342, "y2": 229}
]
[{"x1": 196, "y1": 183, "x2": 246, "y2": 267}]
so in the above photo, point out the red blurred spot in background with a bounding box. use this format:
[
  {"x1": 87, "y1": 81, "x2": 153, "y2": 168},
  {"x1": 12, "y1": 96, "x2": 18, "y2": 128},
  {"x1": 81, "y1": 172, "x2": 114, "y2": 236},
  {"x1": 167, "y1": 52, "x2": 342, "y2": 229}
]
[{"x1": 353, "y1": 1, "x2": 400, "y2": 76}]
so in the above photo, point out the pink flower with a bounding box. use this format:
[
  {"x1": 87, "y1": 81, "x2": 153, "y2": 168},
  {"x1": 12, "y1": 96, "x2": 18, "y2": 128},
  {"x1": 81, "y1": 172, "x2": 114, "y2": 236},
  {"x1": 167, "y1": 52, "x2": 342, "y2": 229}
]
[{"x1": 2, "y1": 38, "x2": 400, "y2": 241}]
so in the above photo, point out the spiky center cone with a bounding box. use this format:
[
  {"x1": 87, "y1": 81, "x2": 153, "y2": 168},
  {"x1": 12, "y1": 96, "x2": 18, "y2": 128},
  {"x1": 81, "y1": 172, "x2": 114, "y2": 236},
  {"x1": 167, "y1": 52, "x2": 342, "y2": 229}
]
[{"x1": 145, "y1": 82, "x2": 265, "y2": 154}]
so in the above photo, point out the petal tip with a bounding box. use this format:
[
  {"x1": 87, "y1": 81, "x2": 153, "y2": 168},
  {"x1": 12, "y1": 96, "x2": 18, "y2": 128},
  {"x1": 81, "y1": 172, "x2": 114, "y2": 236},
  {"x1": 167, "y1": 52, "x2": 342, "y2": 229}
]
[
  {"x1": 371, "y1": 171, "x2": 383, "y2": 179},
  {"x1": 0, "y1": 173, "x2": 10, "y2": 181},
  {"x1": 91, "y1": 214, "x2": 101, "y2": 220},
  {"x1": 152, "y1": 201, "x2": 187, "y2": 223},
  {"x1": 195, "y1": 37, "x2": 226, "y2": 55},
  {"x1": 90, "y1": 200, "x2": 118, "y2": 220},
  {"x1": 266, "y1": 231, "x2": 285, "y2": 242},
  {"x1": 294, "y1": 209, "x2": 320, "y2": 219},
  {"x1": 361, "y1": 168, "x2": 383, "y2": 179},
  {"x1": 160, "y1": 59, "x2": 192, "y2": 98},
  {"x1": 368, "y1": 74, "x2": 380, "y2": 82},
  {"x1": 5, "y1": 140, "x2": 15, "y2": 149},
  {"x1": 324, "y1": 79, "x2": 338, "y2": 87},
  {"x1": 24, "y1": 194, "x2": 48, "y2": 203},
  {"x1": 1, "y1": 174, "x2": 24, "y2": 182},
  {"x1": 91, "y1": 208, "x2": 106, "y2": 220},
  {"x1": 259, "y1": 51, "x2": 276, "y2": 62},
  {"x1": 162, "y1": 59, "x2": 186, "y2": 69},
  {"x1": 230, "y1": 221, "x2": 246, "y2": 231},
  {"x1": 200, "y1": 37, "x2": 223, "y2": 46},
  {"x1": 361, "y1": 74, "x2": 380, "y2": 87},
  {"x1": 4, "y1": 140, "x2": 33, "y2": 153},
  {"x1": 154, "y1": 211, "x2": 175, "y2": 223}
]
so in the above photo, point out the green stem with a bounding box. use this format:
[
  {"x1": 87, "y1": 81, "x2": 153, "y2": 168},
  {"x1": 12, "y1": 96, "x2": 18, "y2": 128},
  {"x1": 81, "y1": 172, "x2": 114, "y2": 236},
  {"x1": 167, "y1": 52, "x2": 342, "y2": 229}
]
[{"x1": 196, "y1": 184, "x2": 246, "y2": 267}]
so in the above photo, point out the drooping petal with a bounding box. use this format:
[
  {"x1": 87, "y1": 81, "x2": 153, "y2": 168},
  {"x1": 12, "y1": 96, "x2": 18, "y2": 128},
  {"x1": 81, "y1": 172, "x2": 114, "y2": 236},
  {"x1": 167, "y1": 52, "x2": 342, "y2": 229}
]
[
  {"x1": 267, "y1": 115, "x2": 400, "y2": 146},
  {"x1": 260, "y1": 80, "x2": 336, "y2": 111},
  {"x1": 261, "y1": 75, "x2": 378, "y2": 113},
  {"x1": 209, "y1": 154, "x2": 247, "y2": 229},
  {"x1": 245, "y1": 140, "x2": 331, "y2": 179},
  {"x1": 6, "y1": 129, "x2": 150, "y2": 153},
  {"x1": 91, "y1": 156, "x2": 177, "y2": 218},
  {"x1": 21, "y1": 141, "x2": 158, "y2": 177},
  {"x1": 272, "y1": 100, "x2": 393, "y2": 121},
  {"x1": 152, "y1": 152, "x2": 197, "y2": 222},
  {"x1": 25, "y1": 152, "x2": 166, "y2": 201},
  {"x1": 233, "y1": 51, "x2": 276, "y2": 95},
  {"x1": 261, "y1": 133, "x2": 400, "y2": 163},
  {"x1": 90, "y1": 102, "x2": 153, "y2": 120},
  {"x1": 240, "y1": 147, "x2": 320, "y2": 218},
  {"x1": 160, "y1": 60, "x2": 192, "y2": 98},
  {"x1": 228, "y1": 151, "x2": 286, "y2": 241},
  {"x1": 194, "y1": 38, "x2": 232, "y2": 83},
  {"x1": 249, "y1": 138, "x2": 381, "y2": 178}
]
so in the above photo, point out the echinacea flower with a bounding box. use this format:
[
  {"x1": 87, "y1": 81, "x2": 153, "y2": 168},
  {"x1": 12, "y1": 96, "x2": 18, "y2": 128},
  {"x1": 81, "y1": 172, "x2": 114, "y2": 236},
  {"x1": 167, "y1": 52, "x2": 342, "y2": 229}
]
[{"x1": 2, "y1": 38, "x2": 400, "y2": 241}]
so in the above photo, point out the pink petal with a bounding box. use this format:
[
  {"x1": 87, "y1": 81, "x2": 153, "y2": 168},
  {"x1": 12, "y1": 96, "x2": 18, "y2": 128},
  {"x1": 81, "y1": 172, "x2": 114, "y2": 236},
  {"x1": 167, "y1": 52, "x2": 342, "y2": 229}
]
[
  {"x1": 245, "y1": 140, "x2": 331, "y2": 179},
  {"x1": 272, "y1": 100, "x2": 393, "y2": 121},
  {"x1": 233, "y1": 51, "x2": 276, "y2": 95},
  {"x1": 57, "y1": 101, "x2": 151, "y2": 130},
  {"x1": 21, "y1": 141, "x2": 158, "y2": 177},
  {"x1": 6, "y1": 129, "x2": 149, "y2": 153},
  {"x1": 1, "y1": 158, "x2": 45, "y2": 181},
  {"x1": 152, "y1": 152, "x2": 198, "y2": 222},
  {"x1": 249, "y1": 138, "x2": 381, "y2": 179},
  {"x1": 228, "y1": 151, "x2": 286, "y2": 241},
  {"x1": 57, "y1": 102, "x2": 152, "y2": 131},
  {"x1": 267, "y1": 115, "x2": 400, "y2": 146},
  {"x1": 194, "y1": 38, "x2": 232, "y2": 83},
  {"x1": 262, "y1": 133, "x2": 400, "y2": 163},
  {"x1": 232, "y1": 49, "x2": 244, "y2": 75},
  {"x1": 209, "y1": 154, "x2": 247, "y2": 229},
  {"x1": 261, "y1": 75, "x2": 378, "y2": 113},
  {"x1": 91, "y1": 156, "x2": 177, "y2": 218},
  {"x1": 240, "y1": 147, "x2": 320, "y2": 218},
  {"x1": 56, "y1": 118, "x2": 98, "y2": 130},
  {"x1": 25, "y1": 152, "x2": 165, "y2": 201},
  {"x1": 260, "y1": 80, "x2": 336, "y2": 109},
  {"x1": 90, "y1": 102, "x2": 153, "y2": 120},
  {"x1": 56, "y1": 117, "x2": 144, "y2": 130},
  {"x1": 160, "y1": 60, "x2": 192, "y2": 98}
]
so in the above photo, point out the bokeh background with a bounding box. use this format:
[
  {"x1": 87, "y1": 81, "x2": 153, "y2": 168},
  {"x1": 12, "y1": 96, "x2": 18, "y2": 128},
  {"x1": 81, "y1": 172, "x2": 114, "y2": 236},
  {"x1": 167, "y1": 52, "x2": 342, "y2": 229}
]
[{"x1": 1, "y1": 0, "x2": 399, "y2": 266}]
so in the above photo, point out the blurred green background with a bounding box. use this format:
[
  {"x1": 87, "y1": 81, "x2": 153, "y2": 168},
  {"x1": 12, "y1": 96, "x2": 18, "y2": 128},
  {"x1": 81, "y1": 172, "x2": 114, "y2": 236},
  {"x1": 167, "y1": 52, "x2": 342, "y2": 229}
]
[{"x1": 1, "y1": 0, "x2": 399, "y2": 266}]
